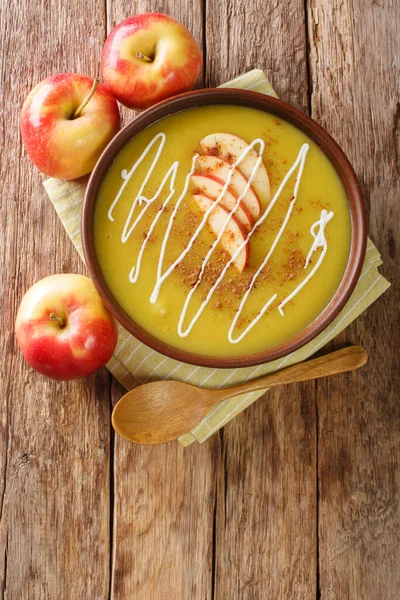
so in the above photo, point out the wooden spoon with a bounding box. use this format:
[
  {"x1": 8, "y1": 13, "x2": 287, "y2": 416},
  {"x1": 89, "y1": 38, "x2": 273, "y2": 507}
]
[{"x1": 112, "y1": 346, "x2": 367, "y2": 445}]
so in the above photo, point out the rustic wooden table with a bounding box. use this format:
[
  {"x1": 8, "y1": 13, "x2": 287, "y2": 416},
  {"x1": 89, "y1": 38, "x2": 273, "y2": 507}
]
[{"x1": 1, "y1": 1, "x2": 399, "y2": 598}]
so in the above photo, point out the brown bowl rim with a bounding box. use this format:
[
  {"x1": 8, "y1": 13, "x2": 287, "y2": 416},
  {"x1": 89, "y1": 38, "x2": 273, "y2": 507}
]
[{"x1": 82, "y1": 88, "x2": 367, "y2": 369}]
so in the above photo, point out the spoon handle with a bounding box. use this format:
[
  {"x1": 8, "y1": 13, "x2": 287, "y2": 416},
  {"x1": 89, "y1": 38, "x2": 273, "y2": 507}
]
[{"x1": 216, "y1": 346, "x2": 367, "y2": 403}]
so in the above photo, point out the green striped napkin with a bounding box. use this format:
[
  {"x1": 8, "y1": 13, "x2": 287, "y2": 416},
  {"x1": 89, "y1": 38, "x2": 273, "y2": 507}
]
[{"x1": 43, "y1": 69, "x2": 390, "y2": 446}]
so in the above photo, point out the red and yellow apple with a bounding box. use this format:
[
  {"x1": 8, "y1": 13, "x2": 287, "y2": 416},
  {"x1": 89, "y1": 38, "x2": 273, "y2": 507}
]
[
  {"x1": 20, "y1": 73, "x2": 120, "y2": 180},
  {"x1": 101, "y1": 13, "x2": 202, "y2": 110},
  {"x1": 15, "y1": 274, "x2": 118, "y2": 381}
]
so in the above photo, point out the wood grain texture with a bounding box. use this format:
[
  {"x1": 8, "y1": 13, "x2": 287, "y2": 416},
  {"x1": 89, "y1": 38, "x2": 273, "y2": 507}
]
[
  {"x1": 307, "y1": 0, "x2": 400, "y2": 598},
  {"x1": 205, "y1": 2, "x2": 318, "y2": 598},
  {"x1": 110, "y1": 382, "x2": 217, "y2": 600},
  {"x1": 214, "y1": 386, "x2": 317, "y2": 599},
  {"x1": 0, "y1": 1, "x2": 111, "y2": 598},
  {"x1": 1, "y1": 0, "x2": 399, "y2": 598},
  {"x1": 105, "y1": 3, "x2": 216, "y2": 600},
  {"x1": 205, "y1": 0, "x2": 310, "y2": 111}
]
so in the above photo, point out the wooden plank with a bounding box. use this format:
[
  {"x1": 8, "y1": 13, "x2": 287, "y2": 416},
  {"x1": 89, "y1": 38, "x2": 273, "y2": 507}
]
[
  {"x1": 106, "y1": 3, "x2": 216, "y2": 599},
  {"x1": 0, "y1": 1, "x2": 111, "y2": 597},
  {"x1": 205, "y1": 1, "x2": 318, "y2": 598},
  {"x1": 111, "y1": 382, "x2": 217, "y2": 600},
  {"x1": 205, "y1": 0, "x2": 310, "y2": 110},
  {"x1": 214, "y1": 387, "x2": 317, "y2": 599},
  {"x1": 307, "y1": 0, "x2": 400, "y2": 597}
]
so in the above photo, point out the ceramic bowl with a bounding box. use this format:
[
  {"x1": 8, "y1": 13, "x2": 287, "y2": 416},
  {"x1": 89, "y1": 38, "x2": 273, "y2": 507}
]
[{"x1": 82, "y1": 89, "x2": 367, "y2": 368}]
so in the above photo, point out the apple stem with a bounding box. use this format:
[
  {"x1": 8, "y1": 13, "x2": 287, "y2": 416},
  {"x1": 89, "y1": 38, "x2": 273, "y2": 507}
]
[
  {"x1": 136, "y1": 51, "x2": 153, "y2": 63},
  {"x1": 50, "y1": 312, "x2": 65, "y2": 327},
  {"x1": 72, "y1": 79, "x2": 99, "y2": 119}
]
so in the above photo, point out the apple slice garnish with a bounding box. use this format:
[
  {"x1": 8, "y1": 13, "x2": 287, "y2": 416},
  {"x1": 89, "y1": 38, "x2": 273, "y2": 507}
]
[
  {"x1": 191, "y1": 174, "x2": 253, "y2": 232},
  {"x1": 195, "y1": 155, "x2": 261, "y2": 220},
  {"x1": 193, "y1": 194, "x2": 248, "y2": 272},
  {"x1": 200, "y1": 133, "x2": 271, "y2": 204}
]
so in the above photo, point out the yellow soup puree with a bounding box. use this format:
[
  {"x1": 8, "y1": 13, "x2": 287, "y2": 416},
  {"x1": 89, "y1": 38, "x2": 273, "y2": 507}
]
[{"x1": 94, "y1": 105, "x2": 351, "y2": 357}]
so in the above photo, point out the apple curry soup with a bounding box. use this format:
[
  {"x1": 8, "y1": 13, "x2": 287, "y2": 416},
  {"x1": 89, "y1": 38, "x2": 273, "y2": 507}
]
[{"x1": 94, "y1": 105, "x2": 351, "y2": 357}]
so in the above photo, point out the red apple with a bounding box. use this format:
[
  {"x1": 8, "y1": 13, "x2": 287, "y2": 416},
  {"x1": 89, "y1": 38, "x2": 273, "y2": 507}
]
[
  {"x1": 101, "y1": 13, "x2": 202, "y2": 110},
  {"x1": 15, "y1": 274, "x2": 118, "y2": 381},
  {"x1": 20, "y1": 73, "x2": 120, "y2": 180}
]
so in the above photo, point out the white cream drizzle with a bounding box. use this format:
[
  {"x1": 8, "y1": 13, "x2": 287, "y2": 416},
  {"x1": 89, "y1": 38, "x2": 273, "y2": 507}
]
[
  {"x1": 277, "y1": 209, "x2": 334, "y2": 315},
  {"x1": 107, "y1": 132, "x2": 335, "y2": 345},
  {"x1": 227, "y1": 144, "x2": 309, "y2": 343}
]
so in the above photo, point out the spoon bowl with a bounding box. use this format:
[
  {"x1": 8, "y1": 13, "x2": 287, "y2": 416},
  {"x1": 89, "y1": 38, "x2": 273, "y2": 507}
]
[
  {"x1": 112, "y1": 381, "x2": 207, "y2": 444},
  {"x1": 112, "y1": 346, "x2": 368, "y2": 445}
]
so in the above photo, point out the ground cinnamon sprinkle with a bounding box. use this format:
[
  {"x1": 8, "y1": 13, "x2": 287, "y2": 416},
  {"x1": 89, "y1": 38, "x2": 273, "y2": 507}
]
[
  {"x1": 278, "y1": 247, "x2": 305, "y2": 285},
  {"x1": 171, "y1": 187, "x2": 309, "y2": 321},
  {"x1": 204, "y1": 144, "x2": 220, "y2": 157},
  {"x1": 236, "y1": 316, "x2": 253, "y2": 330},
  {"x1": 185, "y1": 211, "x2": 199, "y2": 228},
  {"x1": 142, "y1": 232, "x2": 156, "y2": 244},
  {"x1": 176, "y1": 261, "x2": 201, "y2": 288}
]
